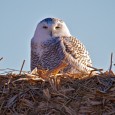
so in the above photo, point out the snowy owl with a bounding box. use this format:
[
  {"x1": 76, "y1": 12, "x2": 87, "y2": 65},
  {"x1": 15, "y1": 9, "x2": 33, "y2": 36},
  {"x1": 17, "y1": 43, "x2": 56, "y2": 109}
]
[{"x1": 31, "y1": 18, "x2": 93, "y2": 74}]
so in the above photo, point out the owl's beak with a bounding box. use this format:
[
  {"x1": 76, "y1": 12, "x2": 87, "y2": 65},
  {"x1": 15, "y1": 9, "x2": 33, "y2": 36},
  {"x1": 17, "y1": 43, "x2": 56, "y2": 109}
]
[{"x1": 49, "y1": 31, "x2": 53, "y2": 37}]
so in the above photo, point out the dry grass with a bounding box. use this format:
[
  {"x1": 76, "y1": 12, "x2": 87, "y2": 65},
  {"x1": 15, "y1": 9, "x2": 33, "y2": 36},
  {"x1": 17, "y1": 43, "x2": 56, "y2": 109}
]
[{"x1": 0, "y1": 68, "x2": 115, "y2": 115}]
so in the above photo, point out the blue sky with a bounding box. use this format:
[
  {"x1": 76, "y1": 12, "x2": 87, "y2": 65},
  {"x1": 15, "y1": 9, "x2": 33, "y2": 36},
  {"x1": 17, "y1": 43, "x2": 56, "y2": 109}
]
[{"x1": 0, "y1": 0, "x2": 115, "y2": 71}]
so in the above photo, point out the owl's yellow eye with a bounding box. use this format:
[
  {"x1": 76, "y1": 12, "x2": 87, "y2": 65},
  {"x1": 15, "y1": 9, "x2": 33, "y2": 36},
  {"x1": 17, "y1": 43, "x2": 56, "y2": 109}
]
[
  {"x1": 55, "y1": 26, "x2": 60, "y2": 29},
  {"x1": 43, "y1": 26, "x2": 48, "y2": 29}
]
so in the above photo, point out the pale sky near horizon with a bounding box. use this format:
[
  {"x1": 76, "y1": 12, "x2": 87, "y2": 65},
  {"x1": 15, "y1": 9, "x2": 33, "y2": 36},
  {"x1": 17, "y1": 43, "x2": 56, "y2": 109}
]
[{"x1": 0, "y1": 0, "x2": 115, "y2": 72}]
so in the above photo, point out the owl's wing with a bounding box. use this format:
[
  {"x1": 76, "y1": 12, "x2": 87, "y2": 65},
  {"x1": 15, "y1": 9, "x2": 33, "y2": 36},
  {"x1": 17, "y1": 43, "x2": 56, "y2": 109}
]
[
  {"x1": 62, "y1": 36, "x2": 92, "y2": 73},
  {"x1": 31, "y1": 40, "x2": 42, "y2": 71}
]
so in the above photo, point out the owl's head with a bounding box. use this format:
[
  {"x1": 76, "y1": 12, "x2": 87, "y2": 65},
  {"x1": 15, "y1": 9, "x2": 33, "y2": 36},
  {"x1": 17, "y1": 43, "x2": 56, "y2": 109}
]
[{"x1": 33, "y1": 18, "x2": 71, "y2": 43}]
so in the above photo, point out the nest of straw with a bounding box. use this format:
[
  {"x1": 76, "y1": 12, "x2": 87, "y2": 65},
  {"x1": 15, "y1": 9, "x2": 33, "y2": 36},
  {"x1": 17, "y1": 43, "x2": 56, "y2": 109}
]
[{"x1": 0, "y1": 67, "x2": 115, "y2": 115}]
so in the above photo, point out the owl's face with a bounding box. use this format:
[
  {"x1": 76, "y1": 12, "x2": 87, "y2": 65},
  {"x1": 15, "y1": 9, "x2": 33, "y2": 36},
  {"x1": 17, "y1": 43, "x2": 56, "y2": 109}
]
[{"x1": 33, "y1": 18, "x2": 71, "y2": 44}]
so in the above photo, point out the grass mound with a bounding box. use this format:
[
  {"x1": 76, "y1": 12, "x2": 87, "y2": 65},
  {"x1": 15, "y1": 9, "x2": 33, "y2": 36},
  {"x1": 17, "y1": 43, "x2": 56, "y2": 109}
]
[{"x1": 0, "y1": 69, "x2": 115, "y2": 115}]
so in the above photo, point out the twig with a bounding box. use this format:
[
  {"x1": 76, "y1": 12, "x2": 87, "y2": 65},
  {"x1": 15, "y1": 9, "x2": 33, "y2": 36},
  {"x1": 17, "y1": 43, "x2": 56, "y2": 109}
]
[
  {"x1": 0, "y1": 68, "x2": 29, "y2": 73},
  {"x1": 109, "y1": 53, "x2": 113, "y2": 73},
  {"x1": 12, "y1": 77, "x2": 45, "y2": 83},
  {"x1": 0, "y1": 57, "x2": 3, "y2": 61},
  {"x1": 87, "y1": 65, "x2": 103, "y2": 73},
  {"x1": 19, "y1": 60, "x2": 25, "y2": 74}
]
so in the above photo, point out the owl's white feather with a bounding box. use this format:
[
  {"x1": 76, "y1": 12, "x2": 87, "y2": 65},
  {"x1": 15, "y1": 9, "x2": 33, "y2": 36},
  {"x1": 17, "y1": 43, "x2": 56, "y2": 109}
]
[{"x1": 31, "y1": 18, "x2": 93, "y2": 74}]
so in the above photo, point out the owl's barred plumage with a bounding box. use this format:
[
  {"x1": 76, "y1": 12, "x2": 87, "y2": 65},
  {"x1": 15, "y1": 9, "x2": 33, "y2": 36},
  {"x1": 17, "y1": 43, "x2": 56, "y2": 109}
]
[{"x1": 31, "y1": 18, "x2": 93, "y2": 74}]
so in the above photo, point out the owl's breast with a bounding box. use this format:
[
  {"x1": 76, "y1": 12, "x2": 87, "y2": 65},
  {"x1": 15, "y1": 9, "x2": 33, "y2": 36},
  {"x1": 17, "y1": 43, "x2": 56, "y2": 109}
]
[{"x1": 40, "y1": 37, "x2": 65, "y2": 70}]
